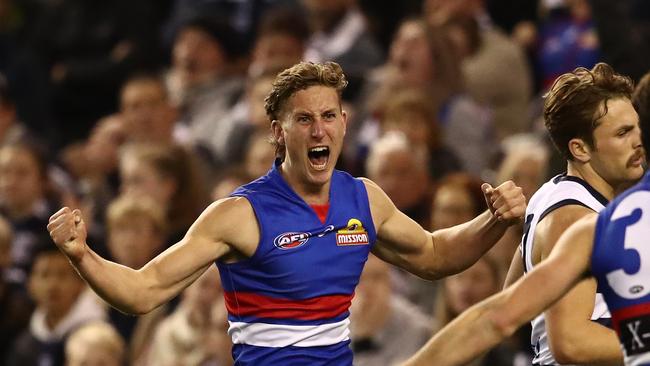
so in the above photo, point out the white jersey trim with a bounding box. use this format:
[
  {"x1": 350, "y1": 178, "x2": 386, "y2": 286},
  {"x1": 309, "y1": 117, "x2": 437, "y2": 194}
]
[
  {"x1": 228, "y1": 318, "x2": 350, "y2": 348},
  {"x1": 522, "y1": 174, "x2": 610, "y2": 365},
  {"x1": 522, "y1": 176, "x2": 606, "y2": 272},
  {"x1": 626, "y1": 350, "x2": 650, "y2": 366}
]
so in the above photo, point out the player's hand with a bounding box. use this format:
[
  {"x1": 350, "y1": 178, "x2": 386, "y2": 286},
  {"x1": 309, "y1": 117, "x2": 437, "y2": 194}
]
[
  {"x1": 47, "y1": 207, "x2": 88, "y2": 262},
  {"x1": 482, "y1": 181, "x2": 525, "y2": 225}
]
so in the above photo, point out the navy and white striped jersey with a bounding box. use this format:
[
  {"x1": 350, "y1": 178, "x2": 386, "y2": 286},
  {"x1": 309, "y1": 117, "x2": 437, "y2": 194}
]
[{"x1": 521, "y1": 173, "x2": 610, "y2": 365}]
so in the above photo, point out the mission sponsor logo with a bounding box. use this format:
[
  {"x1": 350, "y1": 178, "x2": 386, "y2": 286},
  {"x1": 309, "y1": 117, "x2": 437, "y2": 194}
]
[
  {"x1": 336, "y1": 218, "x2": 369, "y2": 246},
  {"x1": 273, "y1": 232, "x2": 310, "y2": 250}
]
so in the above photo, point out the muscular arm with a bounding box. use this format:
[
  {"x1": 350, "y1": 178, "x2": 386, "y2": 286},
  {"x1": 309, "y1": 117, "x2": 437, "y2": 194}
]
[
  {"x1": 400, "y1": 215, "x2": 598, "y2": 366},
  {"x1": 546, "y1": 279, "x2": 622, "y2": 365},
  {"x1": 364, "y1": 178, "x2": 525, "y2": 280},
  {"x1": 538, "y1": 206, "x2": 623, "y2": 364},
  {"x1": 48, "y1": 197, "x2": 258, "y2": 315}
]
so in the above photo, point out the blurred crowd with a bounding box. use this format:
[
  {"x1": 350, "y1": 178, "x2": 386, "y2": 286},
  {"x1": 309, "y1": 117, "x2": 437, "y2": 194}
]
[{"x1": 0, "y1": 0, "x2": 648, "y2": 365}]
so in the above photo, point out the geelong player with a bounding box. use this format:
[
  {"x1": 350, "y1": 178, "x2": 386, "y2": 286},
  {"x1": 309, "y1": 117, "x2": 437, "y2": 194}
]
[{"x1": 506, "y1": 63, "x2": 643, "y2": 365}]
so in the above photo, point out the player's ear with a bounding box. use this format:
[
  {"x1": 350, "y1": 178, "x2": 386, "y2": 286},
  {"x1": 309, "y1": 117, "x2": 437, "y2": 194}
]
[
  {"x1": 271, "y1": 120, "x2": 284, "y2": 146},
  {"x1": 568, "y1": 137, "x2": 591, "y2": 163}
]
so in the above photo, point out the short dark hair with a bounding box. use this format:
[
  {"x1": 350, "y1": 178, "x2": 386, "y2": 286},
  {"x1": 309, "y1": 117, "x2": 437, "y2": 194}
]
[
  {"x1": 632, "y1": 71, "x2": 650, "y2": 149},
  {"x1": 544, "y1": 63, "x2": 634, "y2": 160},
  {"x1": 264, "y1": 62, "x2": 348, "y2": 159}
]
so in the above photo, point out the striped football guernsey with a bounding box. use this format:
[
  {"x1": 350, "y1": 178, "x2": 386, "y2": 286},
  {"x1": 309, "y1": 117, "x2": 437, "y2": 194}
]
[{"x1": 217, "y1": 161, "x2": 376, "y2": 365}]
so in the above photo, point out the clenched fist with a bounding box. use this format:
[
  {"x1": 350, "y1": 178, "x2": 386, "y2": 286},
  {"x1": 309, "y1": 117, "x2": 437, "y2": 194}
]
[
  {"x1": 482, "y1": 181, "x2": 526, "y2": 225},
  {"x1": 47, "y1": 207, "x2": 88, "y2": 262}
]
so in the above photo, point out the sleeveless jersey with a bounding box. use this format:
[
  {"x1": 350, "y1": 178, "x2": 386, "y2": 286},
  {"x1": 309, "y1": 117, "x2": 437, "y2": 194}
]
[
  {"x1": 591, "y1": 171, "x2": 650, "y2": 366},
  {"x1": 216, "y1": 162, "x2": 376, "y2": 365},
  {"x1": 520, "y1": 173, "x2": 610, "y2": 365}
]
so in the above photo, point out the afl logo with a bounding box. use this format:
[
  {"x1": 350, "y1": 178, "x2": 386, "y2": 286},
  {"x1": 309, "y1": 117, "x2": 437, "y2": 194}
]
[{"x1": 274, "y1": 232, "x2": 310, "y2": 250}]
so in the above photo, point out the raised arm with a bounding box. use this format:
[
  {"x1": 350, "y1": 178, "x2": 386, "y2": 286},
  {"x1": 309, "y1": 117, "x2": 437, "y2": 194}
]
[
  {"x1": 365, "y1": 178, "x2": 525, "y2": 279},
  {"x1": 47, "y1": 197, "x2": 258, "y2": 315},
  {"x1": 400, "y1": 214, "x2": 598, "y2": 366}
]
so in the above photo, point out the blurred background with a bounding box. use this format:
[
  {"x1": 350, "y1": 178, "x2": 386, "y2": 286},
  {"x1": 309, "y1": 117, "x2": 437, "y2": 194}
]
[{"x1": 0, "y1": 0, "x2": 648, "y2": 365}]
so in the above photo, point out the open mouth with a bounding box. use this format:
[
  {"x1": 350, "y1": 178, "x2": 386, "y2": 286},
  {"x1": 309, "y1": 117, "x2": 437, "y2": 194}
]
[
  {"x1": 308, "y1": 146, "x2": 330, "y2": 170},
  {"x1": 628, "y1": 150, "x2": 646, "y2": 167}
]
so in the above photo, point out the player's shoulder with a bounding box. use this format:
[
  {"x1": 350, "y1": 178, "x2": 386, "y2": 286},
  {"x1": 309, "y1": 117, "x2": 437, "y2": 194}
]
[
  {"x1": 357, "y1": 177, "x2": 395, "y2": 223},
  {"x1": 542, "y1": 204, "x2": 595, "y2": 229},
  {"x1": 200, "y1": 196, "x2": 256, "y2": 224},
  {"x1": 573, "y1": 212, "x2": 599, "y2": 229},
  {"x1": 531, "y1": 173, "x2": 603, "y2": 230},
  {"x1": 565, "y1": 212, "x2": 598, "y2": 249},
  {"x1": 358, "y1": 177, "x2": 386, "y2": 202},
  {"x1": 534, "y1": 203, "x2": 595, "y2": 256},
  {"x1": 193, "y1": 196, "x2": 259, "y2": 246},
  {"x1": 358, "y1": 176, "x2": 377, "y2": 188},
  {"x1": 563, "y1": 213, "x2": 598, "y2": 244},
  {"x1": 184, "y1": 196, "x2": 259, "y2": 259},
  {"x1": 536, "y1": 173, "x2": 600, "y2": 198}
]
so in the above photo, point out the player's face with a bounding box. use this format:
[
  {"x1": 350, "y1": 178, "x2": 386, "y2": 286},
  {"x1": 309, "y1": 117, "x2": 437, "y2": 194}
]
[
  {"x1": 274, "y1": 85, "x2": 347, "y2": 189},
  {"x1": 589, "y1": 98, "x2": 645, "y2": 188}
]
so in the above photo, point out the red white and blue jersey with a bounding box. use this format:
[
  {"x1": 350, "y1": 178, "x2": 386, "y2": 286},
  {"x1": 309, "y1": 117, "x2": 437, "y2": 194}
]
[
  {"x1": 216, "y1": 162, "x2": 376, "y2": 365},
  {"x1": 592, "y1": 171, "x2": 650, "y2": 366}
]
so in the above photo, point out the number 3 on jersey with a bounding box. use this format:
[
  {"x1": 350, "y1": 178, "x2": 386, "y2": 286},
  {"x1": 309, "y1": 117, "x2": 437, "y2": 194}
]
[{"x1": 606, "y1": 191, "x2": 650, "y2": 299}]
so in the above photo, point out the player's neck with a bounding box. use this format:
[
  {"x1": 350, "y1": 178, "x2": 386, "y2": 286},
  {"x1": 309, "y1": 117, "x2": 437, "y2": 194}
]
[
  {"x1": 278, "y1": 164, "x2": 330, "y2": 205},
  {"x1": 567, "y1": 162, "x2": 616, "y2": 201}
]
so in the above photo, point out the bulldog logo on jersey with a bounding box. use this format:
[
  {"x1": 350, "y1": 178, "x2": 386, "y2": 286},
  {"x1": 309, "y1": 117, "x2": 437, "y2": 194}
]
[
  {"x1": 336, "y1": 218, "x2": 369, "y2": 246},
  {"x1": 274, "y1": 232, "x2": 310, "y2": 250}
]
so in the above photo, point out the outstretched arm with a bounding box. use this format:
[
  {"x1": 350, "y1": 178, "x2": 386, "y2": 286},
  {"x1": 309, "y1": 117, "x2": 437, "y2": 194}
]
[
  {"x1": 400, "y1": 214, "x2": 598, "y2": 366},
  {"x1": 526, "y1": 205, "x2": 623, "y2": 365},
  {"x1": 366, "y1": 178, "x2": 526, "y2": 279},
  {"x1": 545, "y1": 278, "x2": 622, "y2": 365},
  {"x1": 47, "y1": 197, "x2": 258, "y2": 314}
]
